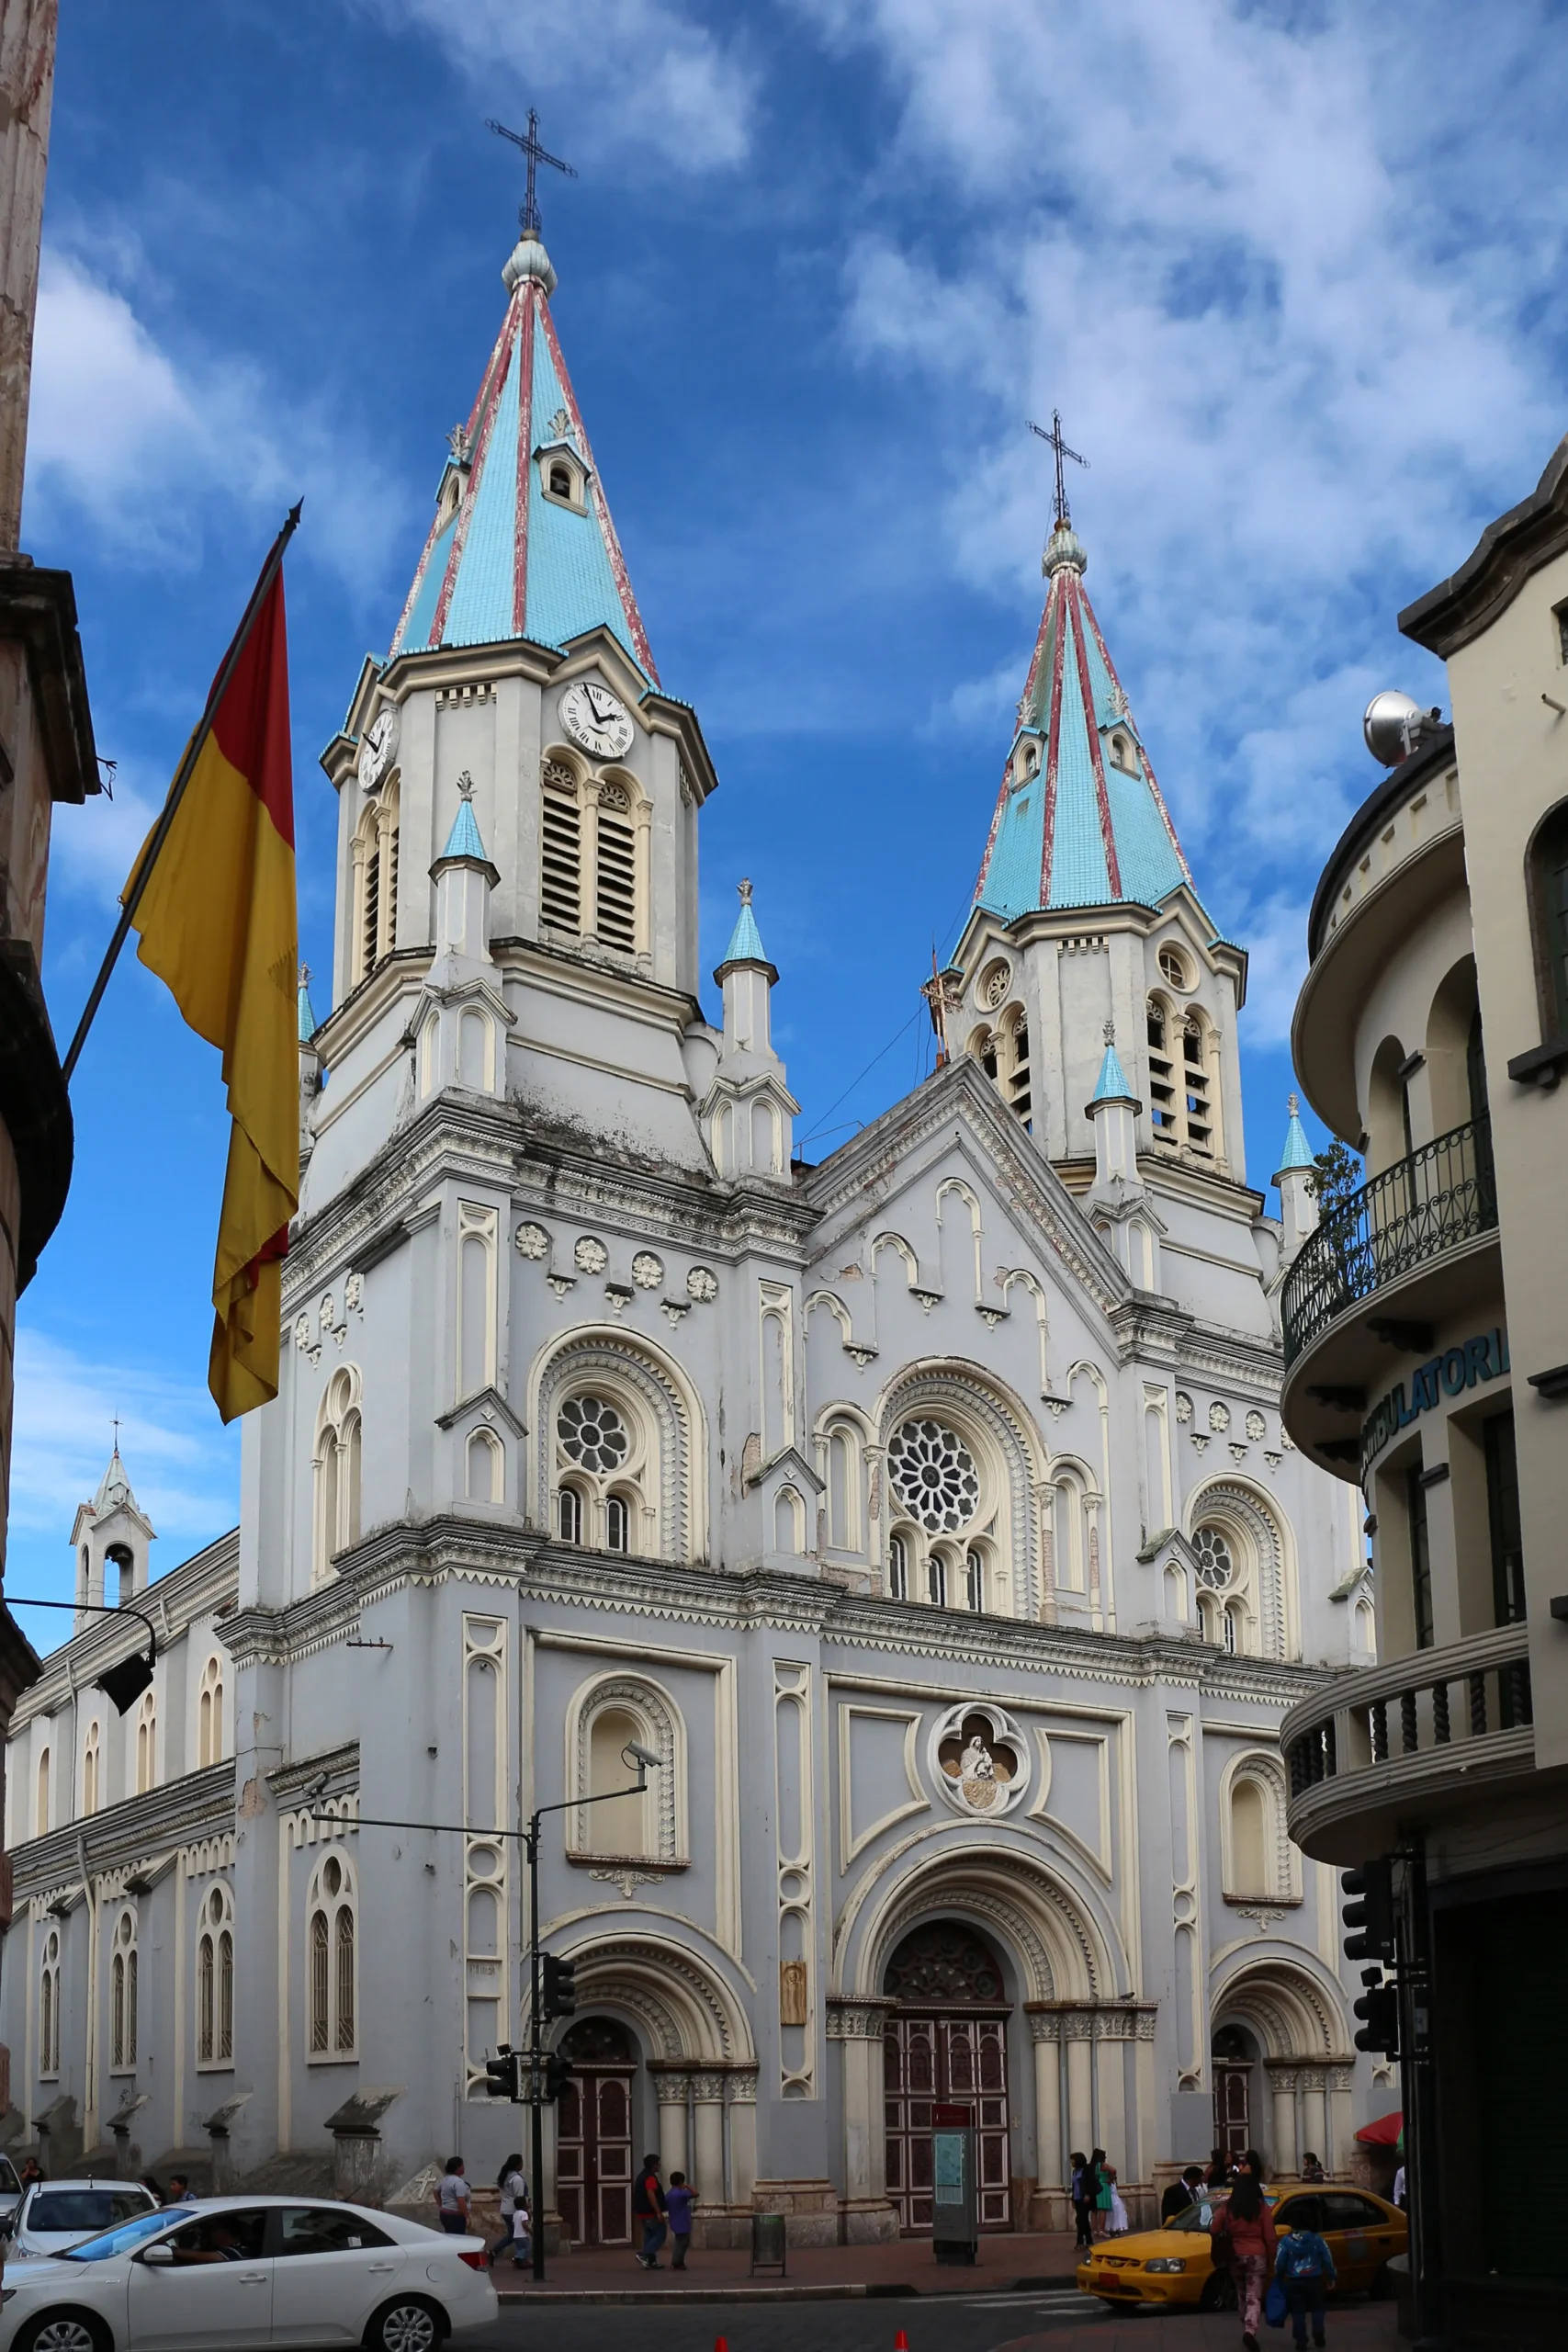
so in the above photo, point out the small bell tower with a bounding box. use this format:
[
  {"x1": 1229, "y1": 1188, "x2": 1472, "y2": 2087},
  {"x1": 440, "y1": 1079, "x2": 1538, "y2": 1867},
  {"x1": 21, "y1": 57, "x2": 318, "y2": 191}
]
[
  {"x1": 704, "y1": 881, "x2": 799, "y2": 1181},
  {"x1": 70, "y1": 1441, "x2": 154, "y2": 1627}
]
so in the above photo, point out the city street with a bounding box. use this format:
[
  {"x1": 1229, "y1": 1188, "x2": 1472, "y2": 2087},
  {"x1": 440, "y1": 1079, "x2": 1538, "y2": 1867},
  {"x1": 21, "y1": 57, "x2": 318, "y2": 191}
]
[{"x1": 463, "y1": 2290, "x2": 1405, "y2": 2352}]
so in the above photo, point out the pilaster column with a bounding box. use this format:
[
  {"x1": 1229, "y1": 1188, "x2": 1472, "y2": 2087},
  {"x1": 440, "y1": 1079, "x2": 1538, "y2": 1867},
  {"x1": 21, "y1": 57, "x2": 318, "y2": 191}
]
[
  {"x1": 829, "y1": 1999, "x2": 892, "y2": 2201},
  {"x1": 648, "y1": 2064, "x2": 691, "y2": 2179},
  {"x1": 1024, "y1": 2007, "x2": 1063, "y2": 2188},
  {"x1": 1327, "y1": 2066, "x2": 1355, "y2": 2177},
  {"x1": 1267, "y1": 2065, "x2": 1299, "y2": 2178},
  {"x1": 726, "y1": 2068, "x2": 759, "y2": 2208},
  {"x1": 1065, "y1": 2015, "x2": 1094, "y2": 2158},
  {"x1": 691, "y1": 2070, "x2": 727, "y2": 2205},
  {"x1": 1300, "y1": 2069, "x2": 1327, "y2": 2170}
]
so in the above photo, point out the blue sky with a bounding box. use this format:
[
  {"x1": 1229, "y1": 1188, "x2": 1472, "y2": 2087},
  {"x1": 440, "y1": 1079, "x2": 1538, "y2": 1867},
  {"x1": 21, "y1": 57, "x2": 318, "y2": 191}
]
[{"x1": 12, "y1": 0, "x2": 1568, "y2": 1634}]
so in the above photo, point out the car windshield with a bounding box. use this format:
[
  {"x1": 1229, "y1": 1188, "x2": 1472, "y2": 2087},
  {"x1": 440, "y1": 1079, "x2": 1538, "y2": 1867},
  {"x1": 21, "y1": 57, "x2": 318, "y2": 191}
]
[
  {"x1": 64, "y1": 2208, "x2": 175, "y2": 2261},
  {"x1": 28, "y1": 2189, "x2": 155, "y2": 2237}
]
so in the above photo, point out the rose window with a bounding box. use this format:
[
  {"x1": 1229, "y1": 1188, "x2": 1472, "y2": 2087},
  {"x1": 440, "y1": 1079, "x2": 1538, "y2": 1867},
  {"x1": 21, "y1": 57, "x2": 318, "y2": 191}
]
[
  {"x1": 1193, "y1": 1525, "x2": 1235, "y2": 1591},
  {"x1": 558, "y1": 1395, "x2": 630, "y2": 1475},
  {"x1": 887, "y1": 1419, "x2": 980, "y2": 1533}
]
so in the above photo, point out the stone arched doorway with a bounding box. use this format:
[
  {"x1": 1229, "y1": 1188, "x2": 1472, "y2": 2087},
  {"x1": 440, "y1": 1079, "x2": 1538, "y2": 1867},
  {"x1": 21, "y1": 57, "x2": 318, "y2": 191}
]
[
  {"x1": 882, "y1": 1921, "x2": 1012, "y2": 2233},
  {"x1": 555, "y1": 2018, "x2": 637, "y2": 2245}
]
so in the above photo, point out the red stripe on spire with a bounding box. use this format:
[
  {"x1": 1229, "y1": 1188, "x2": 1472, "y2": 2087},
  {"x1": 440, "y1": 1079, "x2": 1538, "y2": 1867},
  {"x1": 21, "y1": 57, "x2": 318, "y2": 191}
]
[
  {"x1": 1038, "y1": 574, "x2": 1069, "y2": 907},
  {"x1": 972, "y1": 760, "x2": 1013, "y2": 901},
  {"x1": 1079, "y1": 587, "x2": 1192, "y2": 887},
  {"x1": 1069, "y1": 577, "x2": 1122, "y2": 898},
  {"x1": 512, "y1": 287, "x2": 537, "y2": 639},
  {"x1": 536, "y1": 298, "x2": 660, "y2": 684}
]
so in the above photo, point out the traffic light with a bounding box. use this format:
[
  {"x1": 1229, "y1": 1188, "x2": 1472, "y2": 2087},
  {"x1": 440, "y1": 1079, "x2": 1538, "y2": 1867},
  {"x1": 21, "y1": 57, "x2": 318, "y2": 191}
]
[
  {"x1": 1352, "y1": 1973, "x2": 1400, "y2": 2057},
  {"x1": 1341, "y1": 1861, "x2": 1396, "y2": 1963},
  {"x1": 484, "y1": 2046, "x2": 524, "y2": 2099},
  {"x1": 541, "y1": 1952, "x2": 578, "y2": 2019},
  {"x1": 544, "y1": 2052, "x2": 574, "y2": 2103}
]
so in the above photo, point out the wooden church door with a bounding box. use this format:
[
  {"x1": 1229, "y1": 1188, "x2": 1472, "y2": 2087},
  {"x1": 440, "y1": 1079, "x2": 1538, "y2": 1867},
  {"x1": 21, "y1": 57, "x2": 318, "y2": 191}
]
[
  {"x1": 883, "y1": 1922, "x2": 1013, "y2": 2233},
  {"x1": 553, "y1": 2018, "x2": 636, "y2": 2245}
]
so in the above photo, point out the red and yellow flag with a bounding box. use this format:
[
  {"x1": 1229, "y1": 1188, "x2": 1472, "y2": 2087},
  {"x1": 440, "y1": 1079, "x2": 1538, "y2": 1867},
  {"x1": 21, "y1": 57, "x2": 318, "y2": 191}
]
[{"x1": 127, "y1": 571, "x2": 299, "y2": 1421}]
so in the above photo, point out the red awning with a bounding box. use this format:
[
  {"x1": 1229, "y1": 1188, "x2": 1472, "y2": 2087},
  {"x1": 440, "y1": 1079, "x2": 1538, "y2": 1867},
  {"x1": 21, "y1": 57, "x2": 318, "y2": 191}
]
[{"x1": 1355, "y1": 2110, "x2": 1403, "y2": 2147}]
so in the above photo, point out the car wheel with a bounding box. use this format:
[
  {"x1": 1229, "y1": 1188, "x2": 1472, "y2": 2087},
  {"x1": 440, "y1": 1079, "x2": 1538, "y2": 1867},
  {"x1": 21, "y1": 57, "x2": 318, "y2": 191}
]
[
  {"x1": 365, "y1": 2295, "x2": 446, "y2": 2352},
  {"x1": 1199, "y1": 2270, "x2": 1238, "y2": 2312},
  {"x1": 14, "y1": 2316, "x2": 112, "y2": 2352}
]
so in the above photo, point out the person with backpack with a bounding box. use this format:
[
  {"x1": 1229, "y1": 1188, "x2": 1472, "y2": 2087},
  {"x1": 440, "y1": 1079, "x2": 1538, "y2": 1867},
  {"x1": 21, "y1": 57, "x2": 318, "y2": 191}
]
[
  {"x1": 1274, "y1": 2206, "x2": 1337, "y2": 2347},
  {"x1": 1210, "y1": 2150, "x2": 1275, "y2": 2350}
]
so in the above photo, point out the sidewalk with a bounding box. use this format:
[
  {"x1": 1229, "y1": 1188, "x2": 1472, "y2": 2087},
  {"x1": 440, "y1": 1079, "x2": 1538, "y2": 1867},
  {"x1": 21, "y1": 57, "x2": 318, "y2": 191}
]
[{"x1": 496, "y1": 2227, "x2": 1084, "y2": 2302}]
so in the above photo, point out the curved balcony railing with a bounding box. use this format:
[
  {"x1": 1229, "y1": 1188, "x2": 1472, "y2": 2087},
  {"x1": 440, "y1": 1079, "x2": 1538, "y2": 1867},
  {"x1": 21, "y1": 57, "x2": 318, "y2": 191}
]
[
  {"x1": 1281, "y1": 1114, "x2": 1496, "y2": 1367},
  {"x1": 1282, "y1": 1623, "x2": 1533, "y2": 1850}
]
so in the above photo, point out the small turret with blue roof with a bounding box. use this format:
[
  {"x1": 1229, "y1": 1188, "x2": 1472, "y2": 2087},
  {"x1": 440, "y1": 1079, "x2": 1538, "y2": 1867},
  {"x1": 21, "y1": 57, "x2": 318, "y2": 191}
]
[
  {"x1": 1274, "y1": 1091, "x2": 1320, "y2": 1262},
  {"x1": 943, "y1": 436, "x2": 1248, "y2": 1181}
]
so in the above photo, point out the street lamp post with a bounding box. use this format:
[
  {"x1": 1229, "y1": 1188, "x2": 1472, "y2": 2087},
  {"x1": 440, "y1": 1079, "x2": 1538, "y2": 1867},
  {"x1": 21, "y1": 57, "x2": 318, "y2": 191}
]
[{"x1": 312, "y1": 1739, "x2": 661, "y2": 2283}]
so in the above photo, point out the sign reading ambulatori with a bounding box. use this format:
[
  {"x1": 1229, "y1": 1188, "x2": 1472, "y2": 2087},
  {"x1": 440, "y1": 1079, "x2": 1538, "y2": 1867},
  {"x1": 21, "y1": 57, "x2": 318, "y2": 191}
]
[{"x1": 1360, "y1": 1329, "x2": 1510, "y2": 1474}]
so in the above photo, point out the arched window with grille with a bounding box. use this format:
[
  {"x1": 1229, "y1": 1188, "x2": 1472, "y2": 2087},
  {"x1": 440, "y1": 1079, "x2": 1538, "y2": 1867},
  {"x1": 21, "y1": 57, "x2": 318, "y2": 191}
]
[
  {"x1": 135, "y1": 1691, "x2": 157, "y2": 1795},
  {"x1": 197, "y1": 1883, "x2": 235, "y2": 2067},
  {"x1": 553, "y1": 1388, "x2": 649, "y2": 1559},
  {"x1": 197, "y1": 1656, "x2": 225, "y2": 1770},
  {"x1": 312, "y1": 1366, "x2": 363, "y2": 1584},
  {"x1": 110, "y1": 1907, "x2": 139, "y2": 2072},
  {"x1": 883, "y1": 1405, "x2": 1016, "y2": 1619},
  {"x1": 307, "y1": 1849, "x2": 357, "y2": 2060},
  {"x1": 1147, "y1": 991, "x2": 1222, "y2": 1160},
  {"x1": 39, "y1": 1928, "x2": 60, "y2": 2076}
]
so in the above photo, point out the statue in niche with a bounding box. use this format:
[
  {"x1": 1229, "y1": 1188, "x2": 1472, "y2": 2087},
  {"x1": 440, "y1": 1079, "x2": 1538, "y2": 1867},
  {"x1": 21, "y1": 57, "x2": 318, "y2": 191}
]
[{"x1": 938, "y1": 1713, "x2": 1018, "y2": 1814}]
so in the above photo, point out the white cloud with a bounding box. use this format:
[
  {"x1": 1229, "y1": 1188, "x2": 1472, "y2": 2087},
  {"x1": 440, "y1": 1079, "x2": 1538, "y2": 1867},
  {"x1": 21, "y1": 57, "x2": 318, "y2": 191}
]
[
  {"x1": 370, "y1": 0, "x2": 755, "y2": 173},
  {"x1": 7, "y1": 1328, "x2": 238, "y2": 1565},
  {"x1": 792, "y1": 0, "x2": 1568, "y2": 1009},
  {"x1": 25, "y1": 249, "x2": 412, "y2": 600}
]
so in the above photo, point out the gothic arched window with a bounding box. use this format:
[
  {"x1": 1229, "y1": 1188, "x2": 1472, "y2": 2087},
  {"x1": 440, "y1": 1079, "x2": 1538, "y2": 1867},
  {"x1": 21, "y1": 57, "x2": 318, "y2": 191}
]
[
  {"x1": 34, "y1": 1744, "x2": 49, "y2": 1836},
  {"x1": 82, "y1": 1721, "x2": 100, "y2": 1817},
  {"x1": 197, "y1": 1883, "x2": 235, "y2": 2067},
  {"x1": 1147, "y1": 991, "x2": 1222, "y2": 1161},
  {"x1": 887, "y1": 1532, "x2": 908, "y2": 1600},
  {"x1": 197, "y1": 1656, "x2": 224, "y2": 1770},
  {"x1": 1220, "y1": 1755, "x2": 1298, "y2": 1905},
  {"x1": 110, "y1": 1907, "x2": 138, "y2": 2071},
  {"x1": 135, "y1": 1691, "x2": 157, "y2": 1795},
  {"x1": 538, "y1": 755, "x2": 647, "y2": 956},
  {"x1": 39, "y1": 1928, "x2": 60, "y2": 2077},
  {"x1": 568, "y1": 1673, "x2": 685, "y2": 1865},
  {"x1": 886, "y1": 1412, "x2": 1001, "y2": 1614},
  {"x1": 307, "y1": 1849, "x2": 357, "y2": 2059},
  {"x1": 554, "y1": 1388, "x2": 648, "y2": 1560},
  {"x1": 312, "y1": 1366, "x2": 363, "y2": 1584}
]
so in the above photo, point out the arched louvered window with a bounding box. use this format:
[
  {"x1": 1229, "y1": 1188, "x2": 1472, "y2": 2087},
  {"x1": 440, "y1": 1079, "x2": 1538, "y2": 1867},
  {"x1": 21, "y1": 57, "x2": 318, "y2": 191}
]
[
  {"x1": 541, "y1": 760, "x2": 583, "y2": 933},
  {"x1": 352, "y1": 777, "x2": 400, "y2": 986},
  {"x1": 595, "y1": 781, "x2": 637, "y2": 950}
]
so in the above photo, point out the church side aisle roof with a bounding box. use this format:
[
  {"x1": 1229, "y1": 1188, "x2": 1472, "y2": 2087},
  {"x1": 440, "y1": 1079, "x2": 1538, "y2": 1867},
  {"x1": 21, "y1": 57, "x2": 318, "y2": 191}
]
[
  {"x1": 974, "y1": 518, "x2": 1199, "y2": 924},
  {"x1": 389, "y1": 229, "x2": 658, "y2": 682}
]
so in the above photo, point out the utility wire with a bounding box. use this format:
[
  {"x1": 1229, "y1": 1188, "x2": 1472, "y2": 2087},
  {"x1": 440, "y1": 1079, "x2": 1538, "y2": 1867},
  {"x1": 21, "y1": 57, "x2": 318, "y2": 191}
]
[{"x1": 797, "y1": 878, "x2": 977, "y2": 1148}]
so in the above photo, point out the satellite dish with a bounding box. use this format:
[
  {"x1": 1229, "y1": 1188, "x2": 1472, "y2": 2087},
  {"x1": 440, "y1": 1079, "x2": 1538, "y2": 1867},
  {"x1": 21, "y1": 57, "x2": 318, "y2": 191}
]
[{"x1": 1364, "y1": 690, "x2": 1440, "y2": 767}]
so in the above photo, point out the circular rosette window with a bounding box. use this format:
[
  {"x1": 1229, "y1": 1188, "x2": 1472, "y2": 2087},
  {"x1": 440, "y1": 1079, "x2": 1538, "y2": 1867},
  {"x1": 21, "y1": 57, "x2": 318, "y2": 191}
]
[
  {"x1": 1193, "y1": 1524, "x2": 1235, "y2": 1591},
  {"x1": 558, "y1": 1394, "x2": 630, "y2": 1475},
  {"x1": 887, "y1": 1418, "x2": 981, "y2": 1533},
  {"x1": 927, "y1": 1701, "x2": 1031, "y2": 1818}
]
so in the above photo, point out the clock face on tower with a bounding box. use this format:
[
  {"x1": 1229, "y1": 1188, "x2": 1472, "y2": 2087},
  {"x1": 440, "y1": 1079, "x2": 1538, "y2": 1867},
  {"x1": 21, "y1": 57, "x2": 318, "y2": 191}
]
[{"x1": 559, "y1": 679, "x2": 635, "y2": 761}]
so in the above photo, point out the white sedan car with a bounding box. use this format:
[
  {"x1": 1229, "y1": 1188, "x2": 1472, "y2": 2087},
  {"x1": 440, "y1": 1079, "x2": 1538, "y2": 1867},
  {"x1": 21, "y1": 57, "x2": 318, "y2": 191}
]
[
  {"x1": 7, "y1": 2182, "x2": 160, "y2": 2261},
  {"x1": 0, "y1": 2195, "x2": 498, "y2": 2352}
]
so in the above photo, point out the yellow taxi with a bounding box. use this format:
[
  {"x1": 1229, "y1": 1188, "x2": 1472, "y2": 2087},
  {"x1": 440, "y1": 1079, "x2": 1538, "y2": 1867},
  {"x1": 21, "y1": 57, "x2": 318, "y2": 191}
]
[{"x1": 1075, "y1": 2183, "x2": 1407, "y2": 2312}]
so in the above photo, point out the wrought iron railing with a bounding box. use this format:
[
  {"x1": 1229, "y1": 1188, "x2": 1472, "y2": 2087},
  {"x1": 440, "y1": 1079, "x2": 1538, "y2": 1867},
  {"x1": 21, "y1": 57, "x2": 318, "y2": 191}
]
[
  {"x1": 1284, "y1": 1623, "x2": 1532, "y2": 1827},
  {"x1": 1281, "y1": 1114, "x2": 1496, "y2": 1366}
]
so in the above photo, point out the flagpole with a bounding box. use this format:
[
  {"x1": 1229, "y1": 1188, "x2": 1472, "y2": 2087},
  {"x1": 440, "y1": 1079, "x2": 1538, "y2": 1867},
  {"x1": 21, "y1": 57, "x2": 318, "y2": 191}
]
[{"x1": 61, "y1": 501, "x2": 303, "y2": 1087}]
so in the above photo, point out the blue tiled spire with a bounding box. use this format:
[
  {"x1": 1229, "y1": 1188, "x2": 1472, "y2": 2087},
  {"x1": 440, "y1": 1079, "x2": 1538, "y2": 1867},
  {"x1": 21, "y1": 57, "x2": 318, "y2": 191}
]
[
  {"x1": 438, "y1": 772, "x2": 490, "y2": 865},
  {"x1": 972, "y1": 520, "x2": 1210, "y2": 928},
  {"x1": 1276, "y1": 1091, "x2": 1314, "y2": 1178},
  {"x1": 298, "y1": 964, "x2": 317, "y2": 1045},
  {"x1": 718, "y1": 877, "x2": 769, "y2": 968},
  {"x1": 1089, "y1": 1020, "x2": 1137, "y2": 1105},
  {"x1": 390, "y1": 228, "x2": 659, "y2": 682}
]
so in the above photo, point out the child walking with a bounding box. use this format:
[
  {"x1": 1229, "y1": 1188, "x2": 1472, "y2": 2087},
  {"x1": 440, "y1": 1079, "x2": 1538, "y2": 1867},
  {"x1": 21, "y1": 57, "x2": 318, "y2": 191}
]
[
  {"x1": 1274, "y1": 2211, "x2": 1337, "y2": 2348},
  {"x1": 665, "y1": 2171, "x2": 695, "y2": 2269}
]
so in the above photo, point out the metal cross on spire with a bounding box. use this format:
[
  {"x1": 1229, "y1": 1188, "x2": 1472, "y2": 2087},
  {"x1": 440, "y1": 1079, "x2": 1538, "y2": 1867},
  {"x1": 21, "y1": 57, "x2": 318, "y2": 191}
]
[
  {"x1": 1029, "y1": 410, "x2": 1089, "y2": 528},
  {"x1": 487, "y1": 110, "x2": 577, "y2": 238}
]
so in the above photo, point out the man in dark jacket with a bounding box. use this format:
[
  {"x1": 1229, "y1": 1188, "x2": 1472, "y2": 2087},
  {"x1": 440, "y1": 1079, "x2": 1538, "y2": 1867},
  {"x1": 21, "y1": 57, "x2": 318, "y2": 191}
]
[
  {"x1": 631, "y1": 2154, "x2": 667, "y2": 2269},
  {"x1": 1161, "y1": 2165, "x2": 1205, "y2": 2222}
]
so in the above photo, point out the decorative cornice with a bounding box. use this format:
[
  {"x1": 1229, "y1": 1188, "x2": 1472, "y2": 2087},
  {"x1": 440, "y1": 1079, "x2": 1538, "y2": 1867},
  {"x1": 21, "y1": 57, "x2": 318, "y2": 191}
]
[
  {"x1": 9, "y1": 1760, "x2": 237, "y2": 1899},
  {"x1": 11, "y1": 1531, "x2": 241, "y2": 1729},
  {"x1": 1399, "y1": 431, "x2": 1568, "y2": 657}
]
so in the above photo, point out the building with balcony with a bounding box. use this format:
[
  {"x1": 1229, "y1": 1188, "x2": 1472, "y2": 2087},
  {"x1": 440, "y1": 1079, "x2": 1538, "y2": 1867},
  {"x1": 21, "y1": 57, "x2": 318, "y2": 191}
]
[{"x1": 1280, "y1": 432, "x2": 1568, "y2": 2348}]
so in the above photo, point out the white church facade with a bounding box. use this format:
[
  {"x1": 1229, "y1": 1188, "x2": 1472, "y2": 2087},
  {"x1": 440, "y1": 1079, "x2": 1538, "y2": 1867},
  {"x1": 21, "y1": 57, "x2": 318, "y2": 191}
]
[{"x1": 2, "y1": 209, "x2": 1384, "y2": 2242}]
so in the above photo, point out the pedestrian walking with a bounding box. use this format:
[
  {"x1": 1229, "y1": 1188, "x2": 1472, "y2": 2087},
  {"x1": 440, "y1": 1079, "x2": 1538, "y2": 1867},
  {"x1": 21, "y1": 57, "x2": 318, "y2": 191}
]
[
  {"x1": 166, "y1": 2174, "x2": 197, "y2": 2205},
  {"x1": 138, "y1": 2175, "x2": 164, "y2": 2205},
  {"x1": 1274, "y1": 2206, "x2": 1337, "y2": 2348},
  {"x1": 488, "y1": 2154, "x2": 528, "y2": 2267},
  {"x1": 666, "y1": 2170, "x2": 694, "y2": 2268},
  {"x1": 434, "y1": 2156, "x2": 471, "y2": 2236},
  {"x1": 1069, "y1": 2150, "x2": 1095, "y2": 2250},
  {"x1": 631, "y1": 2153, "x2": 667, "y2": 2268},
  {"x1": 1210, "y1": 2150, "x2": 1275, "y2": 2351},
  {"x1": 1162, "y1": 2164, "x2": 1205, "y2": 2222},
  {"x1": 1205, "y1": 2144, "x2": 1232, "y2": 2189},
  {"x1": 1091, "y1": 2147, "x2": 1113, "y2": 2240},
  {"x1": 1300, "y1": 2152, "x2": 1327, "y2": 2184}
]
